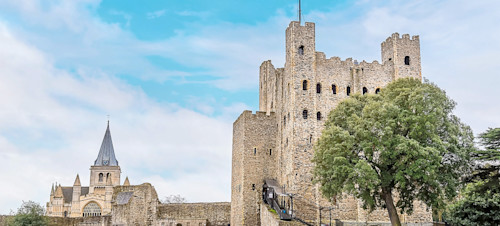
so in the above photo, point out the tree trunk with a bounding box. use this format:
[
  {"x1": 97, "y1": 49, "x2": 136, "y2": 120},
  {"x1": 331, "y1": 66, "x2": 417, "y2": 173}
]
[{"x1": 382, "y1": 187, "x2": 401, "y2": 226}]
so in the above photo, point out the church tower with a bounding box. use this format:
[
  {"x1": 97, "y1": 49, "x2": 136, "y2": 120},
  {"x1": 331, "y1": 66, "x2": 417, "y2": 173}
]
[{"x1": 89, "y1": 121, "x2": 121, "y2": 194}]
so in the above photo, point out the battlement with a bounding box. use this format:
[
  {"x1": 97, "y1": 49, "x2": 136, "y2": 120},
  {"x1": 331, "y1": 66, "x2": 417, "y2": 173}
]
[
  {"x1": 287, "y1": 21, "x2": 315, "y2": 29},
  {"x1": 234, "y1": 110, "x2": 276, "y2": 125},
  {"x1": 315, "y1": 52, "x2": 385, "y2": 69},
  {"x1": 382, "y1": 32, "x2": 420, "y2": 47}
]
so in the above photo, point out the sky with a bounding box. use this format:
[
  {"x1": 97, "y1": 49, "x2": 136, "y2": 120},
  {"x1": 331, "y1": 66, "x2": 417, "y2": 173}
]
[{"x1": 0, "y1": 0, "x2": 499, "y2": 214}]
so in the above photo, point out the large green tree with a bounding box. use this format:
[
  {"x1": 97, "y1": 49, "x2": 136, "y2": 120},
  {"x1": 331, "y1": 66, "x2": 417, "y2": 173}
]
[
  {"x1": 312, "y1": 78, "x2": 474, "y2": 226},
  {"x1": 7, "y1": 201, "x2": 49, "y2": 226}
]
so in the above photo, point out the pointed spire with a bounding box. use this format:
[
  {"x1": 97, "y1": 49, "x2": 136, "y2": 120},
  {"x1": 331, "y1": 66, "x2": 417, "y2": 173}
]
[
  {"x1": 94, "y1": 121, "x2": 119, "y2": 166},
  {"x1": 50, "y1": 183, "x2": 54, "y2": 196},
  {"x1": 73, "y1": 174, "x2": 81, "y2": 186},
  {"x1": 123, "y1": 176, "x2": 130, "y2": 186},
  {"x1": 55, "y1": 184, "x2": 63, "y2": 198}
]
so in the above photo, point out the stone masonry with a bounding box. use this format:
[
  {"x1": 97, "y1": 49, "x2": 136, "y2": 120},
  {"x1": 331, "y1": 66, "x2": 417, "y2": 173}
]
[{"x1": 231, "y1": 20, "x2": 431, "y2": 225}]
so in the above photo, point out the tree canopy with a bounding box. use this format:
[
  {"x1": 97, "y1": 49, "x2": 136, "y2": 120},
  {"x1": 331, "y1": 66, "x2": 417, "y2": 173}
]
[
  {"x1": 446, "y1": 127, "x2": 500, "y2": 225},
  {"x1": 312, "y1": 78, "x2": 474, "y2": 226},
  {"x1": 7, "y1": 201, "x2": 48, "y2": 226}
]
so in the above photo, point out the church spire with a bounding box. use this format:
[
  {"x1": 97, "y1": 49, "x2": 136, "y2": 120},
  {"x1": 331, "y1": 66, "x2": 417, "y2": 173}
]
[
  {"x1": 50, "y1": 183, "x2": 54, "y2": 196},
  {"x1": 73, "y1": 174, "x2": 81, "y2": 186},
  {"x1": 123, "y1": 176, "x2": 130, "y2": 186},
  {"x1": 94, "y1": 121, "x2": 119, "y2": 166}
]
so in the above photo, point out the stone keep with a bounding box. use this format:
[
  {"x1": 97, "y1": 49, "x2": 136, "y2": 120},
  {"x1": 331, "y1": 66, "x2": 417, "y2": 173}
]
[{"x1": 231, "y1": 21, "x2": 431, "y2": 225}]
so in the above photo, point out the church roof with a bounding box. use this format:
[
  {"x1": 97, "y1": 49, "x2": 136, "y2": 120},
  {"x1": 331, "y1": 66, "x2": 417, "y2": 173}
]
[
  {"x1": 94, "y1": 121, "x2": 119, "y2": 166},
  {"x1": 61, "y1": 187, "x2": 89, "y2": 203},
  {"x1": 116, "y1": 192, "x2": 133, "y2": 205}
]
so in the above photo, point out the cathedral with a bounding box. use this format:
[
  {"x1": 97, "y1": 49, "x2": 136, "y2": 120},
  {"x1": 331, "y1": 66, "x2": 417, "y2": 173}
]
[{"x1": 46, "y1": 122, "x2": 130, "y2": 218}]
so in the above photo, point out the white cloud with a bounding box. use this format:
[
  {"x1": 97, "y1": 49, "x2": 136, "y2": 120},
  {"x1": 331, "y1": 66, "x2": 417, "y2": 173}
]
[
  {"x1": 0, "y1": 20, "x2": 232, "y2": 213},
  {"x1": 147, "y1": 9, "x2": 166, "y2": 19}
]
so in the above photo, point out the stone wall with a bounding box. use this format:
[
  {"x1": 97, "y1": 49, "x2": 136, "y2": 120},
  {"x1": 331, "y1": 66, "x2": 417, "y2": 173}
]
[
  {"x1": 0, "y1": 215, "x2": 112, "y2": 226},
  {"x1": 157, "y1": 202, "x2": 230, "y2": 226},
  {"x1": 111, "y1": 183, "x2": 159, "y2": 226}
]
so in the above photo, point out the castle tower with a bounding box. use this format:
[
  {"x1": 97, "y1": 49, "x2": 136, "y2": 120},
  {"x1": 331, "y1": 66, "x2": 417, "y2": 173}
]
[
  {"x1": 381, "y1": 33, "x2": 422, "y2": 80},
  {"x1": 70, "y1": 174, "x2": 82, "y2": 217},
  {"x1": 232, "y1": 18, "x2": 428, "y2": 225},
  {"x1": 123, "y1": 176, "x2": 130, "y2": 186},
  {"x1": 89, "y1": 121, "x2": 121, "y2": 194},
  {"x1": 282, "y1": 20, "x2": 324, "y2": 222}
]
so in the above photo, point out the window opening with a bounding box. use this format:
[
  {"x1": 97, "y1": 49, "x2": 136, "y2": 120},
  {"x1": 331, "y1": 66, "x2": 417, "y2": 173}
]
[
  {"x1": 302, "y1": 110, "x2": 308, "y2": 119},
  {"x1": 269, "y1": 149, "x2": 272, "y2": 155},
  {"x1": 363, "y1": 87, "x2": 368, "y2": 94},
  {"x1": 347, "y1": 86, "x2": 351, "y2": 96},
  {"x1": 316, "y1": 83, "x2": 321, "y2": 93},
  {"x1": 253, "y1": 148, "x2": 256, "y2": 155},
  {"x1": 298, "y1": 45, "x2": 304, "y2": 55},
  {"x1": 309, "y1": 134, "x2": 312, "y2": 144},
  {"x1": 404, "y1": 56, "x2": 410, "y2": 65},
  {"x1": 252, "y1": 184, "x2": 255, "y2": 190},
  {"x1": 375, "y1": 88, "x2": 381, "y2": 94},
  {"x1": 83, "y1": 202, "x2": 101, "y2": 217},
  {"x1": 317, "y1": 112, "x2": 322, "y2": 121},
  {"x1": 98, "y1": 173, "x2": 103, "y2": 182},
  {"x1": 302, "y1": 80, "x2": 308, "y2": 90},
  {"x1": 332, "y1": 84, "x2": 337, "y2": 94}
]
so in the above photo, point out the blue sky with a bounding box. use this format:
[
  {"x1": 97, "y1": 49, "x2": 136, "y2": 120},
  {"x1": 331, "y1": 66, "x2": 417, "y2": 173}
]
[{"x1": 0, "y1": 0, "x2": 499, "y2": 214}]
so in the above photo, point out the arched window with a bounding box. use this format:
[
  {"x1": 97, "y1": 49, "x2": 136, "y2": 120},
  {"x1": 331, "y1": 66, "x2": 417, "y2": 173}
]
[
  {"x1": 375, "y1": 88, "x2": 381, "y2": 94},
  {"x1": 317, "y1": 112, "x2": 322, "y2": 121},
  {"x1": 83, "y1": 202, "x2": 101, "y2": 217},
  {"x1": 298, "y1": 45, "x2": 304, "y2": 55},
  {"x1": 332, "y1": 84, "x2": 337, "y2": 94},
  {"x1": 347, "y1": 86, "x2": 351, "y2": 96},
  {"x1": 302, "y1": 110, "x2": 308, "y2": 119},
  {"x1": 404, "y1": 56, "x2": 410, "y2": 65},
  {"x1": 316, "y1": 83, "x2": 321, "y2": 93},
  {"x1": 98, "y1": 173, "x2": 103, "y2": 182},
  {"x1": 302, "y1": 80, "x2": 308, "y2": 90},
  {"x1": 363, "y1": 87, "x2": 368, "y2": 94}
]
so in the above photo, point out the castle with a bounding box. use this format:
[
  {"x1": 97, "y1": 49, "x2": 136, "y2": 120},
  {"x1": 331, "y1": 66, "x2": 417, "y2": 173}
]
[{"x1": 230, "y1": 21, "x2": 433, "y2": 225}]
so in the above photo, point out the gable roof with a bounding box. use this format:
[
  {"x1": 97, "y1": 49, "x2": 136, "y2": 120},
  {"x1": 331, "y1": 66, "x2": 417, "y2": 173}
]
[
  {"x1": 94, "y1": 121, "x2": 119, "y2": 166},
  {"x1": 61, "y1": 186, "x2": 89, "y2": 203}
]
